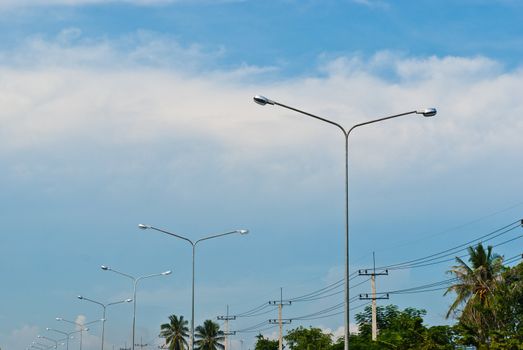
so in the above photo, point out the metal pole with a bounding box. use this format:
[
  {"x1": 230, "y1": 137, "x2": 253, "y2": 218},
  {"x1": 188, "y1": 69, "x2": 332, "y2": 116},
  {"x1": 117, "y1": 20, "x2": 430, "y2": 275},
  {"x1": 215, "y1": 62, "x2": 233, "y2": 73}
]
[
  {"x1": 132, "y1": 280, "x2": 138, "y2": 350},
  {"x1": 138, "y1": 226, "x2": 248, "y2": 350},
  {"x1": 253, "y1": 95, "x2": 436, "y2": 350},
  {"x1": 344, "y1": 134, "x2": 349, "y2": 350},
  {"x1": 101, "y1": 266, "x2": 170, "y2": 350},
  {"x1": 191, "y1": 243, "x2": 196, "y2": 350},
  {"x1": 101, "y1": 306, "x2": 106, "y2": 350}
]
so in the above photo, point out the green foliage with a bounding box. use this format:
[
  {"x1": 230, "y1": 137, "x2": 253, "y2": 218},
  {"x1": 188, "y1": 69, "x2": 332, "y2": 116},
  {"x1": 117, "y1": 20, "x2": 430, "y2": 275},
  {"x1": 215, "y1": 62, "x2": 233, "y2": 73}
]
[
  {"x1": 160, "y1": 314, "x2": 189, "y2": 350},
  {"x1": 420, "y1": 326, "x2": 456, "y2": 350},
  {"x1": 283, "y1": 326, "x2": 333, "y2": 350},
  {"x1": 194, "y1": 320, "x2": 224, "y2": 350},
  {"x1": 353, "y1": 305, "x2": 458, "y2": 349},
  {"x1": 254, "y1": 334, "x2": 278, "y2": 350},
  {"x1": 445, "y1": 243, "x2": 504, "y2": 343},
  {"x1": 446, "y1": 244, "x2": 523, "y2": 347}
]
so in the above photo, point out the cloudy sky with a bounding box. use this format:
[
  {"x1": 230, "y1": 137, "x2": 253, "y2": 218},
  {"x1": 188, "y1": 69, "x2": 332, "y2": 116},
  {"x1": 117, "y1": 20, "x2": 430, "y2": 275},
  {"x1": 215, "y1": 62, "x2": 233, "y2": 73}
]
[{"x1": 1, "y1": 1, "x2": 522, "y2": 350}]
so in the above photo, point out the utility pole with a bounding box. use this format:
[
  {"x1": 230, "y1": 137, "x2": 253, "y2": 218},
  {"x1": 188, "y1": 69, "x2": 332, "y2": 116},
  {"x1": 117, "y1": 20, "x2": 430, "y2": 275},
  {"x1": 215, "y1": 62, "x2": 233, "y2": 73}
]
[
  {"x1": 269, "y1": 288, "x2": 291, "y2": 350},
  {"x1": 217, "y1": 305, "x2": 236, "y2": 350},
  {"x1": 119, "y1": 343, "x2": 131, "y2": 350},
  {"x1": 359, "y1": 252, "x2": 389, "y2": 341},
  {"x1": 134, "y1": 337, "x2": 148, "y2": 350}
]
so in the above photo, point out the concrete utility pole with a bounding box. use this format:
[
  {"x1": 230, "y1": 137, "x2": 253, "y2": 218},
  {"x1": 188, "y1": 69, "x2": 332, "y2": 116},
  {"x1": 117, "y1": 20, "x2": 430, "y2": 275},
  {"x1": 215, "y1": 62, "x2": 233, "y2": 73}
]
[
  {"x1": 217, "y1": 305, "x2": 236, "y2": 350},
  {"x1": 358, "y1": 253, "x2": 389, "y2": 341},
  {"x1": 134, "y1": 337, "x2": 148, "y2": 350},
  {"x1": 269, "y1": 288, "x2": 291, "y2": 350}
]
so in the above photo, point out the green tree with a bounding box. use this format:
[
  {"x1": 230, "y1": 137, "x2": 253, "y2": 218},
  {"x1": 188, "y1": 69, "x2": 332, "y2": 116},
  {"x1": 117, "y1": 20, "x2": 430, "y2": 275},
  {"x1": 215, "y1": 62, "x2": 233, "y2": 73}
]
[
  {"x1": 254, "y1": 334, "x2": 278, "y2": 350},
  {"x1": 283, "y1": 326, "x2": 332, "y2": 350},
  {"x1": 354, "y1": 305, "x2": 455, "y2": 350},
  {"x1": 194, "y1": 320, "x2": 224, "y2": 350},
  {"x1": 160, "y1": 314, "x2": 189, "y2": 350},
  {"x1": 445, "y1": 243, "x2": 504, "y2": 344},
  {"x1": 420, "y1": 326, "x2": 456, "y2": 350},
  {"x1": 487, "y1": 261, "x2": 523, "y2": 347}
]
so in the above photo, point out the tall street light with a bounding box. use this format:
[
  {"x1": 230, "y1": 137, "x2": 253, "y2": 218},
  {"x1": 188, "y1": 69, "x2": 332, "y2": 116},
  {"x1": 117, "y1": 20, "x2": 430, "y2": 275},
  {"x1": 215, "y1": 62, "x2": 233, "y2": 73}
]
[
  {"x1": 46, "y1": 328, "x2": 80, "y2": 350},
  {"x1": 77, "y1": 295, "x2": 132, "y2": 350},
  {"x1": 56, "y1": 317, "x2": 100, "y2": 350},
  {"x1": 253, "y1": 95, "x2": 436, "y2": 350},
  {"x1": 100, "y1": 265, "x2": 172, "y2": 350},
  {"x1": 37, "y1": 335, "x2": 64, "y2": 349},
  {"x1": 138, "y1": 224, "x2": 249, "y2": 350}
]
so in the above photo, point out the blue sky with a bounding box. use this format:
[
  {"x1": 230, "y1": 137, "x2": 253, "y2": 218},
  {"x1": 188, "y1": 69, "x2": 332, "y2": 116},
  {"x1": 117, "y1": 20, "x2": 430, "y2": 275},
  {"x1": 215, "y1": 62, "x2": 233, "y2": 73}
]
[{"x1": 1, "y1": 1, "x2": 523, "y2": 350}]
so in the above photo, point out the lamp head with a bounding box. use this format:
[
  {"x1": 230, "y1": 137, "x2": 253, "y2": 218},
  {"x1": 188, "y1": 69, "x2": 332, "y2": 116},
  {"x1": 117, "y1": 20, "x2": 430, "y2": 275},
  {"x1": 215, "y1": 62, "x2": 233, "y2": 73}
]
[
  {"x1": 46, "y1": 328, "x2": 50, "y2": 331},
  {"x1": 253, "y1": 95, "x2": 275, "y2": 106},
  {"x1": 237, "y1": 229, "x2": 249, "y2": 235},
  {"x1": 84, "y1": 328, "x2": 89, "y2": 331},
  {"x1": 138, "y1": 224, "x2": 150, "y2": 230},
  {"x1": 77, "y1": 295, "x2": 83, "y2": 300},
  {"x1": 162, "y1": 270, "x2": 172, "y2": 275},
  {"x1": 125, "y1": 298, "x2": 133, "y2": 302},
  {"x1": 100, "y1": 265, "x2": 109, "y2": 271},
  {"x1": 55, "y1": 317, "x2": 62, "y2": 321},
  {"x1": 417, "y1": 108, "x2": 437, "y2": 117}
]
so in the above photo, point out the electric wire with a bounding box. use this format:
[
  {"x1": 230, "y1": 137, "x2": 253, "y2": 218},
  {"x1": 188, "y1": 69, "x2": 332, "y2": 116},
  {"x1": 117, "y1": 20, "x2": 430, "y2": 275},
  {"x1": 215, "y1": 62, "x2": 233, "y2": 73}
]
[{"x1": 380, "y1": 221, "x2": 521, "y2": 270}]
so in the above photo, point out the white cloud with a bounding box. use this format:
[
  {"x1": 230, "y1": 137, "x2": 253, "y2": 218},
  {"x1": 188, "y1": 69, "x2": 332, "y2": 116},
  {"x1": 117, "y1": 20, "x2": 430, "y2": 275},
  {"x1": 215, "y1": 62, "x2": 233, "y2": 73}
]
[
  {"x1": 0, "y1": 0, "x2": 173, "y2": 9},
  {"x1": 2, "y1": 324, "x2": 40, "y2": 350},
  {"x1": 0, "y1": 0, "x2": 246, "y2": 10},
  {"x1": 351, "y1": 0, "x2": 389, "y2": 10},
  {"x1": 2, "y1": 28, "x2": 226, "y2": 70},
  {"x1": 1, "y1": 32, "x2": 523, "y2": 202}
]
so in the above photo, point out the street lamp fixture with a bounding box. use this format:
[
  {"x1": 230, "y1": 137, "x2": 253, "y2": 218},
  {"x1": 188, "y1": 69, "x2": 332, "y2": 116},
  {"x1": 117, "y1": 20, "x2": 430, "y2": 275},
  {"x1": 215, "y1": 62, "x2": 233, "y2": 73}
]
[
  {"x1": 138, "y1": 224, "x2": 249, "y2": 350},
  {"x1": 100, "y1": 265, "x2": 172, "y2": 350},
  {"x1": 77, "y1": 296, "x2": 132, "y2": 350},
  {"x1": 253, "y1": 94, "x2": 436, "y2": 350},
  {"x1": 55, "y1": 317, "x2": 99, "y2": 350}
]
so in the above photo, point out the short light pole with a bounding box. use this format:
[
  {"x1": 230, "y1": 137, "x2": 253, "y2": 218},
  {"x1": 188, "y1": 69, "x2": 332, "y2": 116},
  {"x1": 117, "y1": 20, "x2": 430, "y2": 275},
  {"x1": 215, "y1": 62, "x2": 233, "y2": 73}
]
[
  {"x1": 30, "y1": 345, "x2": 49, "y2": 350},
  {"x1": 32, "y1": 342, "x2": 55, "y2": 350},
  {"x1": 37, "y1": 335, "x2": 64, "y2": 349},
  {"x1": 77, "y1": 295, "x2": 132, "y2": 350},
  {"x1": 46, "y1": 328, "x2": 79, "y2": 350},
  {"x1": 138, "y1": 224, "x2": 249, "y2": 350},
  {"x1": 56, "y1": 317, "x2": 99, "y2": 350},
  {"x1": 253, "y1": 95, "x2": 436, "y2": 350},
  {"x1": 100, "y1": 265, "x2": 172, "y2": 350}
]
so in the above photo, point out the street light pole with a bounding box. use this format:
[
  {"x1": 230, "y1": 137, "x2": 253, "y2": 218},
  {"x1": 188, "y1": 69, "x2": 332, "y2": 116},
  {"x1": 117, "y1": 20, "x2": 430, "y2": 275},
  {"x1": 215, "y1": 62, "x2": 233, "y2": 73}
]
[
  {"x1": 46, "y1": 328, "x2": 80, "y2": 350},
  {"x1": 37, "y1": 335, "x2": 61, "y2": 349},
  {"x1": 138, "y1": 224, "x2": 249, "y2": 350},
  {"x1": 77, "y1": 296, "x2": 132, "y2": 350},
  {"x1": 253, "y1": 95, "x2": 436, "y2": 350},
  {"x1": 56, "y1": 317, "x2": 99, "y2": 350},
  {"x1": 100, "y1": 265, "x2": 172, "y2": 350}
]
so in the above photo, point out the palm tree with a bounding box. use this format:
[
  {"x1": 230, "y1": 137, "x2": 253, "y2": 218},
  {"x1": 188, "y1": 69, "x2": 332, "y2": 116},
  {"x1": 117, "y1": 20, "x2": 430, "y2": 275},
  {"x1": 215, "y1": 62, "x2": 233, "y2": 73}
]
[
  {"x1": 445, "y1": 243, "x2": 504, "y2": 343},
  {"x1": 194, "y1": 320, "x2": 224, "y2": 350},
  {"x1": 160, "y1": 314, "x2": 189, "y2": 350}
]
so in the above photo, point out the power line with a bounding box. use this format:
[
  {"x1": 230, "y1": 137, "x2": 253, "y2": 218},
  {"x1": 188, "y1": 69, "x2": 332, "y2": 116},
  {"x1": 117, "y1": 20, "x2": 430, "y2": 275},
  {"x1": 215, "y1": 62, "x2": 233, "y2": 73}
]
[{"x1": 379, "y1": 220, "x2": 521, "y2": 270}]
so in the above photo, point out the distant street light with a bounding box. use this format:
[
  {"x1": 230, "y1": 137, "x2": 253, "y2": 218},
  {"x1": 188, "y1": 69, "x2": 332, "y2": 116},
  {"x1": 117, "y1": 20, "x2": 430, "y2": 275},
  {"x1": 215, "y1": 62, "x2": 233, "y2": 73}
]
[
  {"x1": 32, "y1": 342, "x2": 54, "y2": 350},
  {"x1": 46, "y1": 328, "x2": 79, "y2": 350},
  {"x1": 77, "y1": 295, "x2": 132, "y2": 350},
  {"x1": 138, "y1": 224, "x2": 249, "y2": 350},
  {"x1": 100, "y1": 265, "x2": 172, "y2": 350},
  {"x1": 56, "y1": 317, "x2": 100, "y2": 350},
  {"x1": 37, "y1": 335, "x2": 64, "y2": 349},
  {"x1": 253, "y1": 94, "x2": 436, "y2": 350}
]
